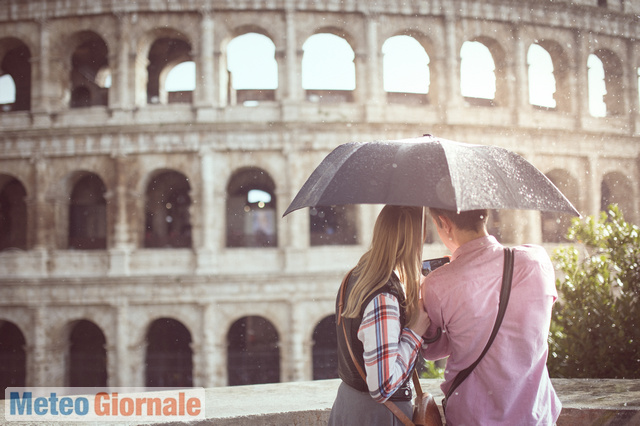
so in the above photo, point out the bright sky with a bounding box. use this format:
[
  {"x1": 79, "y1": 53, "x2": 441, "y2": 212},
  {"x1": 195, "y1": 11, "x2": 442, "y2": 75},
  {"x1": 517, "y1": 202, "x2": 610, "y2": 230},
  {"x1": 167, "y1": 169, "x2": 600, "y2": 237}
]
[{"x1": 0, "y1": 33, "x2": 621, "y2": 116}]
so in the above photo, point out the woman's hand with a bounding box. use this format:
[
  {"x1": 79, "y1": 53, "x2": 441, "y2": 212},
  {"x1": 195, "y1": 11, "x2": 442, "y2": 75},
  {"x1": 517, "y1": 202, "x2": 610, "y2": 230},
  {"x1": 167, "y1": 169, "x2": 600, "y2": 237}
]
[{"x1": 409, "y1": 304, "x2": 431, "y2": 337}]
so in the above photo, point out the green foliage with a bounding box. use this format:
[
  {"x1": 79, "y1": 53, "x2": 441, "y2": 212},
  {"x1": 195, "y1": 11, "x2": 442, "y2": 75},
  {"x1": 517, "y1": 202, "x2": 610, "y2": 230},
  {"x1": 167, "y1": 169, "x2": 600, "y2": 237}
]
[
  {"x1": 420, "y1": 359, "x2": 445, "y2": 379},
  {"x1": 549, "y1": 205, "x2": 640, "y2": 378}
]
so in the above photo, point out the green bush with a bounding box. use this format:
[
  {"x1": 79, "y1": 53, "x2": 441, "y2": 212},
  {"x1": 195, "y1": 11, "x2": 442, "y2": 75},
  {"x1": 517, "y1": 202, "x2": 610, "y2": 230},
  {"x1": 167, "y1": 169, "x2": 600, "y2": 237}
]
[{"x1": 549, "y1": 204, "x2": 640, "y2": 378}]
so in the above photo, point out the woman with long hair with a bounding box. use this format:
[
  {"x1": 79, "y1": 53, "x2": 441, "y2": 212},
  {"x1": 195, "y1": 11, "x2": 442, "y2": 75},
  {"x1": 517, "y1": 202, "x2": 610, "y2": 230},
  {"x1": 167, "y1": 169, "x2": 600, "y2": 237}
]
[{"x1": 328, "y1": 205, "x2": 431, "y2": 425}]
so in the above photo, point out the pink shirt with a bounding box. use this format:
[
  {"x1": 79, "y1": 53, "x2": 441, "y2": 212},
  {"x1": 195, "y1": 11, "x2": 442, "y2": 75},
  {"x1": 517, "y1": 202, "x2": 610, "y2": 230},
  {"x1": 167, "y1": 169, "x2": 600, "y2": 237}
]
[{"x1": 421, "y1": 236, "x2": 561, "y2": 426}]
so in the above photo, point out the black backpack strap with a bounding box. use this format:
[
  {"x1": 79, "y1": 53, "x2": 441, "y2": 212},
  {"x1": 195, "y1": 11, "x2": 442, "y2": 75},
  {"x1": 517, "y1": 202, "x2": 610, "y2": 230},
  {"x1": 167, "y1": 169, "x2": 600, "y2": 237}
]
[{"x1": 443, "y1": 247, "x2": 514, "y2": 412}]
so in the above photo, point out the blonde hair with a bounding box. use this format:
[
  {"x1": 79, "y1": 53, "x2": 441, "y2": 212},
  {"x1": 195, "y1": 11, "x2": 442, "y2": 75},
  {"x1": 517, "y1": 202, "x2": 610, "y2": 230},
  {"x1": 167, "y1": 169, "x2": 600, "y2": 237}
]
[{"x1": 342, "y1": 205, "x2": 424, "y2": 325}]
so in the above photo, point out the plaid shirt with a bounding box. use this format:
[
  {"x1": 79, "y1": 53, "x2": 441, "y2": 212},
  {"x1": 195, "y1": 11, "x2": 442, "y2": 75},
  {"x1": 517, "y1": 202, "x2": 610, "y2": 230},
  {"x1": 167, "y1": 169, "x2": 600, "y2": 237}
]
[{"x1": 357, "y1": 292, "x2": 423, "y2": 402}]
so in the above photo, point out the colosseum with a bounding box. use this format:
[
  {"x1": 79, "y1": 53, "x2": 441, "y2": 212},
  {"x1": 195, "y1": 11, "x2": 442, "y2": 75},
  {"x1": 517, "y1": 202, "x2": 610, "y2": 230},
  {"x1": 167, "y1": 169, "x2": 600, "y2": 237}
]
[{"x1": 0, "y1": 0, "x2": 638, "y2": 392}]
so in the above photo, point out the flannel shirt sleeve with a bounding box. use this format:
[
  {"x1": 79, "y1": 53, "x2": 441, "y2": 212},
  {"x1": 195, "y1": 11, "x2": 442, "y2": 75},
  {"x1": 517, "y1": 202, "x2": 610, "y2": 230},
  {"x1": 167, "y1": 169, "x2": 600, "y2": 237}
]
[{"x1": 357, "y1": 292, "x2": 423, "y2": 403}]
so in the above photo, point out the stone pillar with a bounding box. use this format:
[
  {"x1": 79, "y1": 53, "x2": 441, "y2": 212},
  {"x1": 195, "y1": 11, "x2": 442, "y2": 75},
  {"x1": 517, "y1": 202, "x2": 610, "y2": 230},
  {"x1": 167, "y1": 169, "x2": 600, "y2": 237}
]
[
  {"x1": 284, "y1": 8, "x2": 300, "y2": 102},
  {"x1": 442, "y1": 7, "x2": 462, "y2": 111},
  {"x1": 512, "y1": 26, "x2": 530, "y2": 122},
  {"x1": 364, "y1": 14, "x2": 384, "y2": 121},
  {"x1": 587, "y1": 154, "x2": 601, "y2": 217},
  {"x1": 196, "y1": 146, "x2": 217, "y2": 273},
  {"x1": 110, "y1": 13, "x2": 133, "y2": 111},
  {"x1": 109, "y1": 154, "x2": 133, "y2": 276},
  {"x1": 572, "y1": 29, "x2": 587, "y2": 129},
  {"x1": 194, "y1": 9, "x2": 216, "y2": 109},
  {"x1": 27, "y1": 307, "x2": 48, "y2": 386},
  {"x1": 199, "y1": 304, "x2": 217, "y2": 388},
  {"x1": 114, "y1": 301, "x2": 130, "y2": 387},
  {"x1": 288, "y1": 300, "x2": 308, "y2": 381},
  {"x1": 31, "y1": 19, "x2": 54, "y2": 125}
]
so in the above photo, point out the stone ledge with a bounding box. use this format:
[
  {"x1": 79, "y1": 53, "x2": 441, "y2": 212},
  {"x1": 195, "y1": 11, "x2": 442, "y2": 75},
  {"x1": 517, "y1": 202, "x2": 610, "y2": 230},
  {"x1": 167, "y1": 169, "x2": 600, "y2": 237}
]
[{"x1": 2, "y1": 379, "x2": 639, "y2": 425}]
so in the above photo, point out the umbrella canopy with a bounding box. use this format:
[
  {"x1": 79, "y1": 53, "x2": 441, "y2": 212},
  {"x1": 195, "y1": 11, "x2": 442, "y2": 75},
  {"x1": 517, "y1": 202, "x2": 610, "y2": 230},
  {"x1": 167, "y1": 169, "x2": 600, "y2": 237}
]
[{"x1": 283, "y1": 135, "x2": 580, "y2": 217}]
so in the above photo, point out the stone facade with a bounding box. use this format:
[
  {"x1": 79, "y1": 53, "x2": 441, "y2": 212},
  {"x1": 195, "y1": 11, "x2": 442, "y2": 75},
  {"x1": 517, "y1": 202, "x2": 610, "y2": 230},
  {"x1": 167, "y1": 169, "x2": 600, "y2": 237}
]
[{"x1": 0, "y1": 0, "x2": 639, "y2": 390}]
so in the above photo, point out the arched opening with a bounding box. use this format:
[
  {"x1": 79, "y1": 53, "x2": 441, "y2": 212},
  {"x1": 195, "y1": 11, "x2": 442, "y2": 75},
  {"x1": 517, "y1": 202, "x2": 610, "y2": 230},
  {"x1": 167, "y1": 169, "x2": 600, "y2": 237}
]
[
  {"x1": 144, "y1": 170, "x2": 192, "y2": 248},
  {"x1": 0, "y1": 38, "x2": 31, "y2": 111},
  {"x1": 227, "y1": 32, "x2": 278, "y2": 105},
  {"x1": 68, "y1": 320, "x2": 107, "y2": 387},
  {"x1": 68, "y1": 173, "x2": 107, "y2": 250},
  {"x1": 69, "y1": 31, "x2": 109, "y2": 108},
  {"x1": 312, "y1": 316, "x2": 338, "y2": 380},
  {"x1": 302, "y1": 33, "x2": 355, "y2": 103},
  {"x1": 382, "y1": 35, "x2": 430, "y2": 105},
  {"x1": 0, "y1": 320, "x2": 26, "y2": 391},
  {"x1": 310, "y1": 205, "x2": 358, "y2": 246},
  {"x1": 0, "y1": 176, "x2": 27, "y2": 251},
  {"x1": 147, "y1": 36, "x2": 192, "y2": 104},
  {"x1": 145, "y1": 318, "x2": 193, "y2": 387},
  {"x1": 527, "y1": 43, "x2": 556, "y2": 109},
  {"x1": 226, "y1": 168, "x2": 277, "y2": 248},
  {"x1": 460, "y1": 40, "x2": 496, "y2": 106},
  {"x1": 227, "y1": 316, "x2": 280, "y2": 386}
]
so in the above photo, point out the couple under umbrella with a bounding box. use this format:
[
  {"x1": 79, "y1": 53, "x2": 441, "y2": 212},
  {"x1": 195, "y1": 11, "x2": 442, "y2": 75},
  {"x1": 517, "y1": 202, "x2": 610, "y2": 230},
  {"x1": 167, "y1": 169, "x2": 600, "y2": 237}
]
[{"x1": 284, "y1": 135, "x2": 577, "y2": 426}]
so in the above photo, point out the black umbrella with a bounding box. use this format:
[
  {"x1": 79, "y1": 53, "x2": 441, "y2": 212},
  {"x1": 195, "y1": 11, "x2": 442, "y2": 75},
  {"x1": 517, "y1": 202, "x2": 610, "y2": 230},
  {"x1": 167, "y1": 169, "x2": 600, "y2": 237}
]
[{"x1": 283, "y1": 135, "x2": 580, "y2": 217}]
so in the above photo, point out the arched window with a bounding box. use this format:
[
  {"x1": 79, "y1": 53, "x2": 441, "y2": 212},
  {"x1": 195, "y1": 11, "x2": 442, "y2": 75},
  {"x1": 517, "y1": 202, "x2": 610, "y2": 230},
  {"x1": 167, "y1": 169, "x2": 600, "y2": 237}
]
[
  {"x1": 0, "y1": 320, "x2": 26, "y2": 390},
  {"x1": 460, "y1": 41, "x2": 496, "y2": 105},
  {"x1": 310, "y1": 205, "x2": 358, "y2": 246},
  {"x1": 68, "y1": 173, "x2": 107, "y2": 250},
  {"x1": 0, "y1": 38, "x2": 31, "y2": 111},
  {"x1": 166, "y1": 61, "x2": 195, "y2": 104},
  {"x1": 382, "y1": 35, "x2": 430, "y2": 104},
  {"x1": 312, "y1": 316, "x2": 338, "y2": 380},
  {"x1": 68, "y1": 320, "x2": 107, "y2": 387},
  {"x1": 227, "y1": 316, "x2": 280, "y2": 386},
  {"x1": 0, "y1": 176, "x2": 27, "y2": 251},
  {"x1": 302, "y1": 33, "x2": 355, "y2": 102},
  {"x1": 588, "y1": 54, "x2": 607, "y2": 117},
  {"x1": 144, "y1": 170, "x2": 192, "y2": 248},
  {"x1": 147, "y1": 36, "x2": 192, "y2": 104},
  {"x1": 226, "y1": 168, "x2": 277, "y2": 248},
  {"x1": 146, "y1": 318, "x2": 193, "y2": 387},
  {"x1": 227, "y1": 33, "x2": 278, "y2": 105},
  {"x1": 69, "y1": 31, "x2": 109, "y2": 108},
  {"x1": 527, "y1": 44, "x2": 556, "y2": 109}
]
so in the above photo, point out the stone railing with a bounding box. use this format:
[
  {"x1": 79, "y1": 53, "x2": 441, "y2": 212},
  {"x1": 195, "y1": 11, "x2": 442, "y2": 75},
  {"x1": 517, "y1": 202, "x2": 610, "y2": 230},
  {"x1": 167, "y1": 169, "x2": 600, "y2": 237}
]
[{"x1": 2, "y1": 379, "x2": 638, "y2": 425}]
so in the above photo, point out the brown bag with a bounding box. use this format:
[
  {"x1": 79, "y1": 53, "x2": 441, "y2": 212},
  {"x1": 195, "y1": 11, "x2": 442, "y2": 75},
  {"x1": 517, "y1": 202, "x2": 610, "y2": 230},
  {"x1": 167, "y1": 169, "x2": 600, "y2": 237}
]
[{"x1": 411, "y1": 372, "x2": 443, "y2": 426}]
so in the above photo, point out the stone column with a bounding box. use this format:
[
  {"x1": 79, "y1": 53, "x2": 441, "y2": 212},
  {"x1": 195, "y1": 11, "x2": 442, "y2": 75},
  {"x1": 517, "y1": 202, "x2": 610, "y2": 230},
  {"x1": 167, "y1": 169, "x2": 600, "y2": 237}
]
[
  {"x1": 114, "y1": 301, "x2": 130, "y2": 387},
  {"x1": 572, "y1": 29, "x2": 587, "y2": 129},
  {"x1": 110, "y1": 13, "x2": 133, "y2": 112},
  {"x1": 512, "y1": 26, "x2": 530, "y2": 123},
  {"x1": 27, "y1": 307, "x2": 47, "y2": 386},
  {"x1": 199, "y1": 303, "x2": 217, "y2": 388},
  {"x1": 288, "y1": 300, "x2": 308, "y2": 381},
  {"x1": 109, "y1": 154, "x2": 133, "y2": 276},
  {"x1": 194, "y1": 9, "x2": 215, "y2": 109},
  {"x1": 196, "y1": 146, "x2": 218, "y2": 273},
  {"x1": 587, "y1": 154, "x2": 601, "y2": 217},
  {"x1": 364, "y1": 14, "x2": 384, "y2": 121},
  {"x1": 284, "y1": 8, "x2": 300, "y2": 102},
  {"x1": 31, "y1": 19, "x2": 54, "y2": 125},
  {"x1": 442, "y1": 7, "x2": 462, "y2": 112}
]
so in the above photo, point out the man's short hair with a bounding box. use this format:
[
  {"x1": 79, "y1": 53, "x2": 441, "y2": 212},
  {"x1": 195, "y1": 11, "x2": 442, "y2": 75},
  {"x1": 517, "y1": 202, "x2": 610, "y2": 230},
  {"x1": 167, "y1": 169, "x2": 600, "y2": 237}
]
[{"x1": 429, "y1": 208, "x2": 489, "y2": 232}]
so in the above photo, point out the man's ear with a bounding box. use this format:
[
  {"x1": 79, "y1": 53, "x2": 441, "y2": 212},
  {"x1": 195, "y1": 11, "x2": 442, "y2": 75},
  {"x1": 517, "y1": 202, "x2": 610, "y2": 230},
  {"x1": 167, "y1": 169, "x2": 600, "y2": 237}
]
[{"x1": 438, "y1": 215, "x2": 453, "y2": 233}]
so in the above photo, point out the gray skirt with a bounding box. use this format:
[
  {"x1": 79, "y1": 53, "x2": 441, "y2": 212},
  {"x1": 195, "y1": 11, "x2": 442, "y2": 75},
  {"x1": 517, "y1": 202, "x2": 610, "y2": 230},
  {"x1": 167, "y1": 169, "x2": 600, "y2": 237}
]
[{"x1": 328, "y1": 382, "x2": 413, "y2": 426}]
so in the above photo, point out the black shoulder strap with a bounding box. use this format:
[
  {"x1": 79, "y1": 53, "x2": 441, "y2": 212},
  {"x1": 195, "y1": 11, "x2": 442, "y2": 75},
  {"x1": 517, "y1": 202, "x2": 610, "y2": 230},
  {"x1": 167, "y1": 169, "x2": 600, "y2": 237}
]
[{"x1": 443, "y1": 247, "x2": 514, "y2": 411}]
